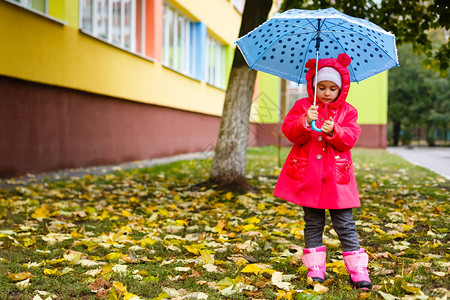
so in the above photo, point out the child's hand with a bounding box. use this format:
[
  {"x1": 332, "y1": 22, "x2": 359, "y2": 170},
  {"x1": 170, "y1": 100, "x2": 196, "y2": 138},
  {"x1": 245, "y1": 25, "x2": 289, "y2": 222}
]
[
  {"x1": 306, "y1": 105, "x2": 318, "y2": 124},
  {"x1": 321, "y1": 117, "x2": 334, "y2": 136}
]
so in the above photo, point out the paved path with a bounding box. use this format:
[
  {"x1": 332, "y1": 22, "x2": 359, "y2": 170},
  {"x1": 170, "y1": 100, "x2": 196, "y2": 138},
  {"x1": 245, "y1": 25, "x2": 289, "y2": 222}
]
[
  {"x1": 387, "y1": 146, "x2": 450, "y2": 180},
  {"x1": 0, "y1": 151, "x2": 214, "y2": 190}
]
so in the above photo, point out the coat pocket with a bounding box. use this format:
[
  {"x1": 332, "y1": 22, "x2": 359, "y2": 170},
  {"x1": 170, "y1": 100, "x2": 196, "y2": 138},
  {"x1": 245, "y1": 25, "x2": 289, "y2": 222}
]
[
  {"x1": 336, "y1": 158, "x2": 351, "y2": 184},
  {"x1": 286, "y1": 156, "x2": 308, "y2": 180}
]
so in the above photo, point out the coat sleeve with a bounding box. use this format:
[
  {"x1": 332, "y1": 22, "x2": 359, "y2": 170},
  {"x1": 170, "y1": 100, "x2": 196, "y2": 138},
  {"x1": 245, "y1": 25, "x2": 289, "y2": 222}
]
[
  {"x1": 325, "y1": 106, "x2": 361, "y2": 151},
  {"x1": 282, "y1": 100, "x2": 312, "y2": 145}
]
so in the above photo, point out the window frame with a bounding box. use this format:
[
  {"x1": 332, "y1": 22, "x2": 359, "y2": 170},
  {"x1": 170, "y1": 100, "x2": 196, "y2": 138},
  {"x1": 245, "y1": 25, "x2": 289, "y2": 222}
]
[
  {"x1": 79, "y1": 0, "x2": 146, "y2": 56},
  {"x1": 205, "y1": 34, "x2": 226, "y2": 89},
  {"x1": 162, "y1": 2, "x2": 195, "y2": 77},
  {"x1": 2, "y1": 0, "x2": 66, "y2": 25}
]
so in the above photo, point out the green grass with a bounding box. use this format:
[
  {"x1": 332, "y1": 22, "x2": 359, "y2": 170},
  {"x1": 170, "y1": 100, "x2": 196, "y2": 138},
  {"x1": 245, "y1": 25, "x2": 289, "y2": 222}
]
[{"x1": 0, "y1": 146, "x2": 448, "y2": 299}]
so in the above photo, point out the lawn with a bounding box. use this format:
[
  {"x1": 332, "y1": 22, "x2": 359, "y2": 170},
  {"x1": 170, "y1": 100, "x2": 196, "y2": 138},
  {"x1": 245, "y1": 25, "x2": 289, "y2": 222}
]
[{"x1": 0, "y1": 147, "x2": 448, "y2": 300}]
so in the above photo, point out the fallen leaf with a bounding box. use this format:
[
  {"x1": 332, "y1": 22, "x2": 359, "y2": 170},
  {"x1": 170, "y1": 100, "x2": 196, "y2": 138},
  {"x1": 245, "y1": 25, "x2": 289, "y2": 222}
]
[
  {"x1": 63, "y1": 249, "x2": 84, "y2": 263},
  {"x1": 7, "y1": 271, "x2": 34, "y2": 281},
  {"x1": 203, "y1": 264, "x2": 218, "y2": 272},
  {"x1": 313, "y1": 283, "x2": 329, "y2": 294},
  {"x1": 241, "y1": 264, "x2": 261, "y2": 275},
  {"x1": 271, "y1": 271, "x2": 293, "y2": 291},
  {"x1": 378, "y1": 291, "x2": 400, "y2": 300},
  {"x1": 31, "y1": 206, "x2": 50, "y2": 220},
  {"x1": 16, "y1": 278, "x2": 31, "y2": 290},
  {"x1": 112, "y1": 264, "x2": 127, "y2": 274},
  {"x1": 113, "y1": 281, "x2": 127, "y2": 293}
]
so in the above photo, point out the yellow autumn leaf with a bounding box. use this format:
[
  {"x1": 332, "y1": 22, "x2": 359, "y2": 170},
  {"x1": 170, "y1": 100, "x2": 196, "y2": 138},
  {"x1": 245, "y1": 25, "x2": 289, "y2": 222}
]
[
  {"x1": 129, "y1": 196, "x2": 139, "y2": 203},
  {"x1": 245, "y1": 216, "x2": 261, "y2": 224},
  {"x1": 31, "y1": 206, "x2": 50, "y2": 220},
  {"x1": 22, "y1": 237, "x2": 36, "y2": 247},
  {"x1": 200, "y1": 250, "x2": 214, "y2": 264},
  {"x1": 124, "y1": 291, "x2": 141, "y2": 300},
  {"x1": 371, "y1": 181, "x2": 378, "y2": 190},
  {"x1": 277, "y1": 290, "x2": 294, "y2": 300},
  {"x1": 101, "y1": 264, "x2": 114, "y2": 275},
  {"x1": 401, "y1": 281, "x2": 424, "y2": 295},
  {"x1": 183, "y1": 244, "x2": 206, "y2": 255},
  {"x1": 375, "y1": 228, "x2": 386, "y2": 235},
  {"x1": 70, "y1": 228, "x2": 83, "y2": 238},
  {"x1": 327, "y1": 261, "x2": 348, "y2": 275},
  {"x1": 401, "y1": 224, "x2": 414, "y2": 231},
  {"x1": 137, "y1": 270, "x2": 148, "y2": 276},
  {"x1": 139, "y1": 238, "x2": 157, "y2": 247},
  {"x1": 98, "y1": 210, "x2": 111, "y2": 220},
  {"x1": 106, "y1": 252, "x2": 123, "y2": 261},
  {"x1": 7, "y1": 271, "x2": 34, "y2": 282},
  {"x1": 113, "y1": 281, "x2": 127, "y2": 293},
  {"x1": 241, "y1": 264, "x2": 261, "y2": 275},
  {"x1": 260, "y1": 268, "x2": 276, "y2": 275},
  {"x1": 242, "y1": 224, "x2": 259, "y2": 232},
  {"x1": 174, "y1": 219, "x2": 188, "y2": 226},
  {"x1": 122, "y1": 210, "x2": 132, "y2": 217},
  {"x1": 275, "y1": 204, "x2": 289, "y2": 215},
  {"x1": 44, "y1": 268, "x2": 58, "y2": 275},
  {"x1": 224, "y1": 192, "x2": 232, "y2": 200}
]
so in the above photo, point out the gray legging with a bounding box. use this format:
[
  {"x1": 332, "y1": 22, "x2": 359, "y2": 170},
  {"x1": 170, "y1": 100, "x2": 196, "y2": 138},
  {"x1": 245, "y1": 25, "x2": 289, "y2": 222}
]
[{"x1": 303, "y1": 206, "x2": 360, "y2": 252}]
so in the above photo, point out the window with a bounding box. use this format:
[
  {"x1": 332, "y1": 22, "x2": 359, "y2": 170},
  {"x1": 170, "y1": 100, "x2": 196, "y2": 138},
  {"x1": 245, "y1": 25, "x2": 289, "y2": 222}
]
[
  {"x1": 206, "y1": 35, "x2": 225, "y2": 89},
  {"x1": 162, "y1": 2, "x2": 195, "y2": 75},
  {"x1": 80, "y1": 0, "x2": 145, "y2": 54},
  {"x1": 11, "y1": 0, "x2": 48, "y2": 14},
  {"x1": 232, "y1": 0, "x2": 245, "y2": 14}
]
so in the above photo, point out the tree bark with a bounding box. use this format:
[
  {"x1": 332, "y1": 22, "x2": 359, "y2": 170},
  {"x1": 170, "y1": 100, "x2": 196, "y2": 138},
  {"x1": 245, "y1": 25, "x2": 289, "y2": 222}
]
[
  {"x1": 209, "y1": 0, "x2": 273, "y2": 192},
  {"x1": 426, "y1": 123, "x2": 436, "y2": 147},
  {"x1": 393, "y1": 121, "x2": 401, "y2": 146}
]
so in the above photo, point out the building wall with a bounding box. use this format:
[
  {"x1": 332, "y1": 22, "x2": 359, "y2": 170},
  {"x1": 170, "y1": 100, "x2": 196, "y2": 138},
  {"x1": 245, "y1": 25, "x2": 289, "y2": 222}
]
[
  {"x1": 0, "y1": 0, "x2": 239, "y2": 116},
  {"x1": 0, "y1": 75, "x2": 222, "y2": 178},
  {"x1": 0, "y1": 0, "x2": 388, "y2": 178}
]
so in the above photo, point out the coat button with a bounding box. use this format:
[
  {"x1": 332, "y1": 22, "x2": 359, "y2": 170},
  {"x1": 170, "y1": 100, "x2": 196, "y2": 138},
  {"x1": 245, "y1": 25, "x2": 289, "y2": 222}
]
[
  {"x1": 320, "y1": 118, "x2": 324, "y2": 121},
  {"x1": 318, "y1": 136, "x2": 323, "y2": 141},
  {"x1": 317, "y1": 155, "x2": 322, "y2": 159}
]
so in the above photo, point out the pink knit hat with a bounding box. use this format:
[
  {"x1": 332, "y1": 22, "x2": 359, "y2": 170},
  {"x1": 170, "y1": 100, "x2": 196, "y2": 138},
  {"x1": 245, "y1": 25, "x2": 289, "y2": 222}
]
[{"x1": 314, "y1": 66, "x2": 342, "y2": 89}]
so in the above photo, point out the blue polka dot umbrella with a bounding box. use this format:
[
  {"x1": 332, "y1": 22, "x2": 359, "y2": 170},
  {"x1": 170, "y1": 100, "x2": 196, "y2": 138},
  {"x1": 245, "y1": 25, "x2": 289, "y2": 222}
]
[
  {"x1": 237, "y1": 7, "x2": 399, "y2": 84},
  {"x1": 236, "y1": 7, "x2": 399, "y2": 131}
]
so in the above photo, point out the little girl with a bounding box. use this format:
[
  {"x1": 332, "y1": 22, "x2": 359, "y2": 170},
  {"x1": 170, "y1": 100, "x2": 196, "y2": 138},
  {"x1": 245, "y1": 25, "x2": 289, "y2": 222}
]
[{"x1": 274, "y1": 53, "x2": 372, "y2": 290}]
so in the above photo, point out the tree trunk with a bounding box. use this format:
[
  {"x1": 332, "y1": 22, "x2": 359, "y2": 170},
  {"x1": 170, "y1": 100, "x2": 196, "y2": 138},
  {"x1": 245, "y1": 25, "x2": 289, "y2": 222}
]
[
  {"x1": 210, "y1": 0, "x2": 273, "y2": 192},
  {"x1": 393, "y1": 121, "x2": 401, "y2": 146},
  {"x1": 426, "y1": 123, "x2": 436, "y2": 147}
]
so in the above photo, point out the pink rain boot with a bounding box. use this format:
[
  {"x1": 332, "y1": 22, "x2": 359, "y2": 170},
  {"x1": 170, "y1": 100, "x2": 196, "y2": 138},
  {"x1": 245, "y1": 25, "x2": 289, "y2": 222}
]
[
  {"x1": 302, "y1": 246, "x2": 326, "y2": 283},
  {"x1": 343, "y1": 248, "x2": 373, "y2": 290}
]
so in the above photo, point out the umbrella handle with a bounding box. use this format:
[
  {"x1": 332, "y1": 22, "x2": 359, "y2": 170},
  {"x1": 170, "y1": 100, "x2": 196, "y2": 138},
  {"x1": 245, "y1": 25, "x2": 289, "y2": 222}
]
[{"x1": 311, "y1": 120, "x2": 322, "y2": 132}]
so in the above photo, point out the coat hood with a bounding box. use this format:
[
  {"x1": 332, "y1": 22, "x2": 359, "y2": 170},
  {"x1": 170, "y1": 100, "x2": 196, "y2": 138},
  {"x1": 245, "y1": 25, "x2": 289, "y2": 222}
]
[{"x1": 305, "y1": 53, "x2": 352, "y2": 109}]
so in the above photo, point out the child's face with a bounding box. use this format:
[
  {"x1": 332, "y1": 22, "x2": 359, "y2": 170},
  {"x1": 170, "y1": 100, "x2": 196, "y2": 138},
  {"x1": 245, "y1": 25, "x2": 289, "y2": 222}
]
[{"x1": 316, "y1": 81, "x2": 340, "y2": 103}]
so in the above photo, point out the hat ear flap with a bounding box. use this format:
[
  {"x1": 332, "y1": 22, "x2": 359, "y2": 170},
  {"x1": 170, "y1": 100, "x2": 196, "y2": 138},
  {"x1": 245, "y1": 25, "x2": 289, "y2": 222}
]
[
  {"x1": 337, "y1": 53, "x2": 351, "y2": 67},
  {"x1": 305, "y1": 58, "x2": 317, "y2": 69}
]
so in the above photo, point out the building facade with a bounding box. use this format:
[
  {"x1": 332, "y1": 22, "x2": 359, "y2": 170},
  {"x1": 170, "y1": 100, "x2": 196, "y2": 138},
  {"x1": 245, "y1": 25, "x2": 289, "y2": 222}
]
[{"x1": 0, "y1": 0, "x2": 386, "y2": 178}]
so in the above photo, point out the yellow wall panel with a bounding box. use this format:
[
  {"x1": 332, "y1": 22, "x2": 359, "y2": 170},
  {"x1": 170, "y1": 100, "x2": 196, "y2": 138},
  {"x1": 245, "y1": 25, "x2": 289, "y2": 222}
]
[
  {"x1": 0, "y1": 1, "x2": 225, "y2": 116},
  {"x1": 347, "y1": 72, "x2": 388, "y2": 125},
  {"x1": 167, "y1": 0, "x2": 241, "y2": 44}
]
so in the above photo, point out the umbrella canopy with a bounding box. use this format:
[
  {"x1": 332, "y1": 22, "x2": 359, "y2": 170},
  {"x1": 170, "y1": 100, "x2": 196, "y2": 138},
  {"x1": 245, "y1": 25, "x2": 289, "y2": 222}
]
[{"x1": 236, "y1": 7, "x2": 399, "y2": 85}]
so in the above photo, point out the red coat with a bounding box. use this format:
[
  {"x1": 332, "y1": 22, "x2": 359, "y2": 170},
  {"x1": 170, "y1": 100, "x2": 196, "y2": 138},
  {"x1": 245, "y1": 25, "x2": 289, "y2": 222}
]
[{"x1": 274, "y1": 53, "x2": 361, "y2": 209}]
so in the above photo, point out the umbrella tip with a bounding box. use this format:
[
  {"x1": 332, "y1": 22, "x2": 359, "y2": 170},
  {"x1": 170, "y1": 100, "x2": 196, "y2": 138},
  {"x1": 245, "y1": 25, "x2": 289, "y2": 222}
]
[{"x1": 248, "y1": 68, "x2": 252, "y2": 71}]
